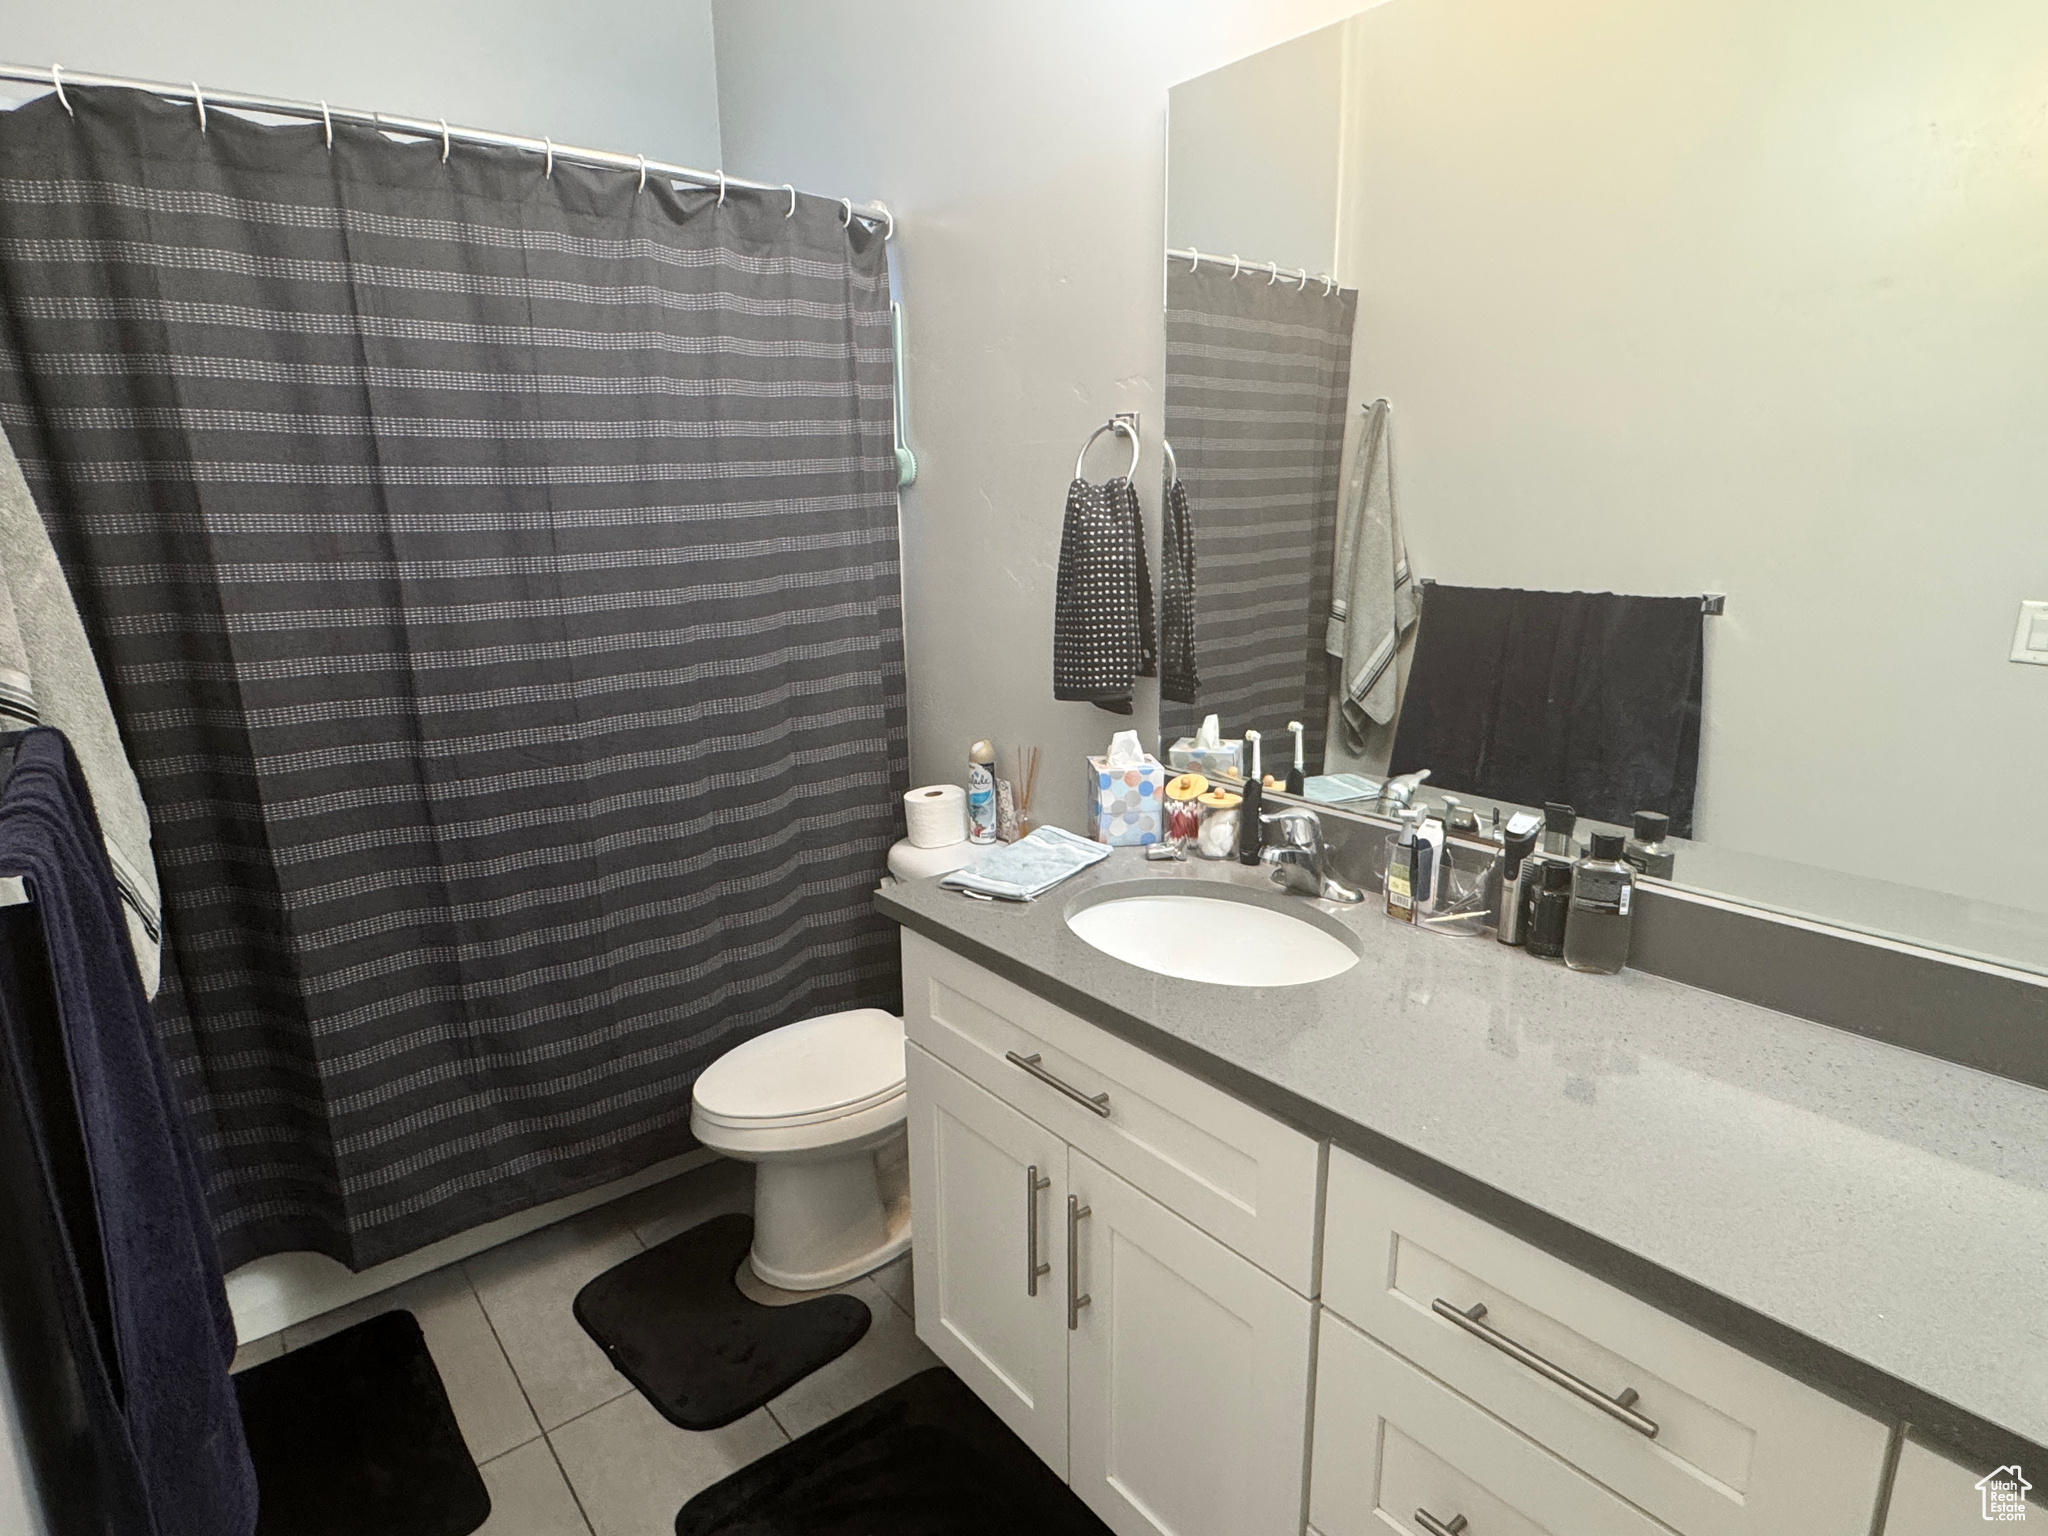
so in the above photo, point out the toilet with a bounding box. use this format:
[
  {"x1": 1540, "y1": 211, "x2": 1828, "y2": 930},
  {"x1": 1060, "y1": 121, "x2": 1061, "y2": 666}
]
[{"x1": 689, "y1": 1007, "x2": 912, "y2": 1291}]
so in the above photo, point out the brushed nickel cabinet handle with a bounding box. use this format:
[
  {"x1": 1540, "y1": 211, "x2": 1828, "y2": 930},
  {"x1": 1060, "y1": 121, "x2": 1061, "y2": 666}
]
[
  {"x1": 1431, "y1": 1298, "x2": 1659, "y2": 1439},
  {"x1": 1067, "y1": 1194, "x2": 1092, "y2": 1329},
  {"x1": 1005, "y1": 1050, "x2": 1111, "y2": 1117},
  {"x1": 1025, "y1": 1164, "x2": 1051, "y2": 1297},
  {"x1": 1415, "y1": 1511, "x2": 1468, "y2": 1536}
]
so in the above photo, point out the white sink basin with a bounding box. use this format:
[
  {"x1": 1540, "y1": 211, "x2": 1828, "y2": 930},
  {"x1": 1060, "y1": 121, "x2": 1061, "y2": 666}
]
[{"x1": 1066, "y1": 893, "x2": 1360, "y2": 987}]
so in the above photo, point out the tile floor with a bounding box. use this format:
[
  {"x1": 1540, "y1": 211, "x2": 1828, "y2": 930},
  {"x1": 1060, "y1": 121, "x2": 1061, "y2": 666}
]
[{"x1": 230, "y1": 1158, "x2": 937, "y2": 1536}]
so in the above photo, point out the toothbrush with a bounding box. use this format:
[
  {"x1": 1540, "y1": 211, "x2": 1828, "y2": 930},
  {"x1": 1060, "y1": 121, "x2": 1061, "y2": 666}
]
[{"x1": 1286, "y1": 720, "x2": 1305, "y2": 796}]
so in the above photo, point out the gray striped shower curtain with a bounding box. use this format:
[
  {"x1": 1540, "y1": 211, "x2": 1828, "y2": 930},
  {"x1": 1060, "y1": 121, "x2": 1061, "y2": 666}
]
[
  {"x1": 0, "y1": 87, "x2": 907, "y2": 1269},
  {"x1": 1163, "y1": 265, "x2": 1356, "y2": 766}
]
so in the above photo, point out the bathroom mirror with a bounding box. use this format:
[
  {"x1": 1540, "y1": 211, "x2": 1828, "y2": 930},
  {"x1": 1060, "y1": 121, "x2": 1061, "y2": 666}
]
[{"x1": 1160, "y1": 0, "x2": 2048, "y2": 977}]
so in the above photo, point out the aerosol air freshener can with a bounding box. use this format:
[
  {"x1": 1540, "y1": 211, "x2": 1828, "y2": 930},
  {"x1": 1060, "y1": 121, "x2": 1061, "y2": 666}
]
[{"x1": 967, "y1": 740, "x2": 999, "y2": 844}]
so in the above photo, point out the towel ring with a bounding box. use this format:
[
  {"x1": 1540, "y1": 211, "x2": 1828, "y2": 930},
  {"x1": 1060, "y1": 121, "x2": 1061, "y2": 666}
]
[
  {"x1": 191, "y1": 82, "x2": 207, "y2": 134},
  {"x1": 320, "y1": 99, "x2": 333, "y2": 148},
  {"x1": 50, "y1": 65, "x2": 72, "y2": 116},
  {"x1": 1073, "y1": 418, "x2": 1141, "y2": 483},
  {"x1": 1162, "y1": 436, "x2": 1179, "y2": 485}
]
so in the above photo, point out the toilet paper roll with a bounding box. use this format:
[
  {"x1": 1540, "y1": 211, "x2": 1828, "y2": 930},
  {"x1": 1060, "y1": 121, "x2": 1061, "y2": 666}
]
[
  {"x1": 888, "y1": 837, "x2": 976, "y2": 881},
  {"x1": 903, "y1": 784, "x2": 969, "y2": 848}
]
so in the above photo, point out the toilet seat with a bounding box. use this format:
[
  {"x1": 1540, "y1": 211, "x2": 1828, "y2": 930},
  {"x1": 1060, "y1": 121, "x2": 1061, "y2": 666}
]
[{"x1": 692, "y1": 1007, "x2": 906, "y2": 1131}]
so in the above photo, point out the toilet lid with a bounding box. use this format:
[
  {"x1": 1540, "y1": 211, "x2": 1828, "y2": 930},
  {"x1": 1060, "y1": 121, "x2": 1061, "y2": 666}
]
[{"x1": 692, "y1": 1008, "x2": 906, "y2": 1128}]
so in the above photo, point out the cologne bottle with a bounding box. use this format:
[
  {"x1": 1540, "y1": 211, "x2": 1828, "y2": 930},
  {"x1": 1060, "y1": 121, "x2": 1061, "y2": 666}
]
[{"x1": 1564, "y1": 832, "x2": 1635, "y2": 975}]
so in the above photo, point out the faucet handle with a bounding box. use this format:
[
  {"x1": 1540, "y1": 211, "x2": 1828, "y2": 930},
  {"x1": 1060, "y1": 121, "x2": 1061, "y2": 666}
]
[{"x1": 1260, "y1": 806, "x2": 1322, "y2": 850}]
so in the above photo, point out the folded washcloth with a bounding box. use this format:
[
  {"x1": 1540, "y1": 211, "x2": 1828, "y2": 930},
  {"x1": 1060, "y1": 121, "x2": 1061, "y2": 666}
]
[
  {"x1": 1303, "y1": 773, "x2": 1383, "y2": 804},
  {"x1": 940, "y1": 826, "x2": 1112, "y2": 902}
]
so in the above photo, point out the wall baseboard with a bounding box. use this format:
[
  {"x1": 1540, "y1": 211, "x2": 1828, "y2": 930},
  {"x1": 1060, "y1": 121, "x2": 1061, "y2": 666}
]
[{"x1": 225, "y1": 1147, "x2": 722, "y2": 1343}]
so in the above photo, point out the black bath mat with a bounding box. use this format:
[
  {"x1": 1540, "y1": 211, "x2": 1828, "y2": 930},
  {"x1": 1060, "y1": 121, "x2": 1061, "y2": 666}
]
[
  {"x1": 675, "y1": 1365, "x2": 1115, "y2": 1535},
  {"x1": 233, "y1": 1309, "x2": 489, "y2": 1536},
  {"x1": 573, "y1": 1212, "x2": 871, "y2": 1432}
]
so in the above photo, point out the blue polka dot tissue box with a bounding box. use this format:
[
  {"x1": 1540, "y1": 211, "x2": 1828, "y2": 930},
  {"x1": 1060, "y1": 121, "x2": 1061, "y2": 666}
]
[{"x1": 1085, "y1": 754, "x2": 1166, "y2": 846}]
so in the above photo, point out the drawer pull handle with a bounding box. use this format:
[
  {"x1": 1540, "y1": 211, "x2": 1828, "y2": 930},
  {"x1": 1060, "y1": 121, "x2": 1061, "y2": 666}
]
[
  {"x1": 1006, "y1": 1050, "x2": 1111, "y2": 1117},
  {"x1": 1414, "y1": 1512, "x2": 1468, "y2": 1536},
  {"x1": 1025, "y1": 1164, "x2": 1052, "y2": 1297},
  {"x1": 1067, "y1": 1194, "x2": 1092, "y2": 1329},
  {"x1": 1431, "y1": 1298, "x2": 1659, "y2": 1439}
]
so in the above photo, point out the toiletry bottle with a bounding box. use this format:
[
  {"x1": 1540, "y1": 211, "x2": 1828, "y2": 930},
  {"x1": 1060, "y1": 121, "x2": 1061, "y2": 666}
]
[
  {"x1": 967, "y1": 741, "x2": 998, "y2": 844},
  {"x1": 1624, "y1": 810, "x2": 1676, "y2": 879},
  {"x1": 1285, "y1": 721, "x2": 1306, "y2": 796},
  {"x1": 1384, "y1": 807, "x2": 1426, "y2": 923},
  {"x1": 1542, "y1": 801, "x2": 1576, "y2": 857},
  {"x1": 1495, "y1": 823, "x2": 1539, "y2": 946},
  {"x1": 1413, "y1": 809, "x2": 1445, "y2": 912},
  {"x1": 1564, "y1": 832, "x2": 1635, "y2": 974},
  {"x1": 1238, "y1": 731, "x2": 1264, "y2": 864},
  {"x1": 1526, "y1": 860, "x2": 1573, "y2": 958}
]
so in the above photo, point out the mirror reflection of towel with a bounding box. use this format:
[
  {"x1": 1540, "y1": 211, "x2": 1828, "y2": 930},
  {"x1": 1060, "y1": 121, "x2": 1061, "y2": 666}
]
[
  {"x1": 1325, "y1": 400, "x2": 1416, "y2": 747},
  {"x1": 1388, "y1": 586, "x2": 1704, "y2": 835}
]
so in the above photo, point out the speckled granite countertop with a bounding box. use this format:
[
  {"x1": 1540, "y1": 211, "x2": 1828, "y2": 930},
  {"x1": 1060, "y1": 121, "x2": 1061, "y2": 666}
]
[{"x1": 877, "y1": 849, "x2": 2048, "y2": 1456}]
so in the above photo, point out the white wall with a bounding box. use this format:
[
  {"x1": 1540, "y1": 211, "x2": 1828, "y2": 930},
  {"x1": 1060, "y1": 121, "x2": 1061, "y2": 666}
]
[
  {"x1": 711, "y1": 0, "x2": 1368, "y2": 832},
  {"x1": 1168, "y1": 24, "x2": 1345, "y2": 279},
  {"x1": 4, "y1": 0, "x2": 722, "y2": 168},
  {"x1": 1328, "y1": 0, "x2": 2048, "y2": 909}
]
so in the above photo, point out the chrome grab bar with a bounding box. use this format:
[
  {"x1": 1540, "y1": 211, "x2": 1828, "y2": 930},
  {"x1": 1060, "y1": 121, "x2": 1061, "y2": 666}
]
[
  {"x1": 1005, "y1": 1050, "x2": 1111, "y2": 1117},
  {"x1": 1432, "y1": 1298, "x2": 1659, "y2": 1439},
  {"x1": 1415, "y1": 1511, "x2": 1468, "y2": 1536},
  {"x1": 1025, "y1": 1165, "x2": 1051, "y2": 1297},
  {"x1": 1067, "y1": 1195, "x2": 1092, "y2": 1329}
]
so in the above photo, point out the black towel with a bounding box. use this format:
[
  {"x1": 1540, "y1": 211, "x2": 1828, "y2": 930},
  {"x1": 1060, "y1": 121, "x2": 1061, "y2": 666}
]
[
  {"x1": 0, "y1": 729, "x2": 257, "y2": 1536},
  {"x1": 1388, "y1": 587, "x2": 1704, "y2": 835},
  {"x1": 1053, "y1": 476, "x2": 1155, "y2": 714},
  {"x1": 1158, "y1": 474, "x2": 1199, "y2": 704}
]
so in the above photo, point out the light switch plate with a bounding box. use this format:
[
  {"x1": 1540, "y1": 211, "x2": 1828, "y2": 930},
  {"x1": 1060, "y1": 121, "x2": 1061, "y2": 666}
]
[{"x1": 2011, "y1": 600, "x2": 2048, "y2": 665}]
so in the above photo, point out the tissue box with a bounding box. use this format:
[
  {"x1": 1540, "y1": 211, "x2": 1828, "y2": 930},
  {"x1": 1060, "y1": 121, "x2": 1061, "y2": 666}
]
[
  {"x1": 1086, "y1": 755, "x2": 1167, "y2": 845},
  {"x1": 1167, "y1": 737, "x2": 1245, "y2": 783}
]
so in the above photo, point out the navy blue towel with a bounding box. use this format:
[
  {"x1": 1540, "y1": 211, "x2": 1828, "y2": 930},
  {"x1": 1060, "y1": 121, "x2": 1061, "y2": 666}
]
[
  {"x1": 1388, "y1": 587, "x2": 1704, "y2": 835},
  {"x1": 0, "y1": 729, "x2": 256, "y2": 1536}
]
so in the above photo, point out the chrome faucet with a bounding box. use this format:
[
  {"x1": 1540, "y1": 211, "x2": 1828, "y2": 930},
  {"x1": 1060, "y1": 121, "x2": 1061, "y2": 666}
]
[
  {"x1": 1377, "y1": 768, "x2": 1431, "y2": 814},
  {"x1": 1258, "y1": 808, "x2": 1365, "y2": 904}
]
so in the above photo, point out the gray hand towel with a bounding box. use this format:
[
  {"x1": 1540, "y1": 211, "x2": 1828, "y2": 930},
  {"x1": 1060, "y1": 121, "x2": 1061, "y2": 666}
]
[
  {"x1": 0, "y1": 429, "x2": 161, "y2": 993},
  {"x1": 1325, "y1": 398, "x2": 1416, "y2": 748}
]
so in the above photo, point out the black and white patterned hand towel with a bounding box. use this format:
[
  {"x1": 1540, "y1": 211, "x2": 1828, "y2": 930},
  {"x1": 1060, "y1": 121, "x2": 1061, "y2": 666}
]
[
  {"x1": 1053, "y1": 476, "x2": 1154, "y2": 714},
  {"x1": 1159, "y1": 474, "x2": 1198, "y2": 704}
]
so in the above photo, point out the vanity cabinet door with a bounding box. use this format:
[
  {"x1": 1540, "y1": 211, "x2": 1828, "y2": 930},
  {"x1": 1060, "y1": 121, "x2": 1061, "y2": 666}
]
[
  {"x1": 1066, "y1": 1150, "x2": 1313, "y2": 1536},
  {"x1": 1882, "y1": 1438, "x2": 2043, "y2": 1532},
  {"x1": 905, "y1": 1044, "x2": 1070, "y2": 1476}
]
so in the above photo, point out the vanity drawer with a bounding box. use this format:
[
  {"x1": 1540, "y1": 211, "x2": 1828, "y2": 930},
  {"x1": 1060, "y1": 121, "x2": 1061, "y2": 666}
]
[
  {"x1": 1311, "y1": 1311, "x2": 1674, "y2": 1536},
  {"x1": 901, "y1": 930, "x2": 1321, "y2": 1294},
  {"x1": 1322, "y1": 1149, "x2": 1888, "y2": 1536}
]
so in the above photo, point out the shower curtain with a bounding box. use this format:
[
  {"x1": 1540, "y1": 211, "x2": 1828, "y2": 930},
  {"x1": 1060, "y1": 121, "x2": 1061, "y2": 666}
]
[
  {"x1": 1162, "y1": 265, "x2": 1356, "y2": 765},
  {"x1": 0, "y1": 87, "x2": 907, "y2": 1270}
]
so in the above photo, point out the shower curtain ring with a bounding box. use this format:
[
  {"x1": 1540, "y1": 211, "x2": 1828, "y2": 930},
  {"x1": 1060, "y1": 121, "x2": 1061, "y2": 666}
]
[
  {"x1": 191, "y1": 82, "x2": 207, "y2": 134},
  {"x1": 1230, "y1": 254, "x2": 1242, "y2": 279},
  {"x1": 637, "y1": 154, "x2": 648, "y2": 193},
  {"x1": 50, "y1": 64, "x2": 72, "y2": 116},
  {"x1": 716, "y1": 170, "x2": 727, "y2": 206},
  {"x1": 783, "y1": 183, "x2": 796, "y2": 217},
  {"x1": 1323, "y1": 273, "x2": 1335, "y2": 296},
  {"x1": 439, "y1": 119, "x2": 451, "y2": 163},
  {"x1": 881, "y1": 205, "x2": 894, "y2": 239},
  {"x1": 320, "y1": 99, "x2": 332, "y2": 148},
  {"x1": 840, "y1": 197, "x2": 853, "y2": 228},
  {"x1": 1296, "y1": 267, "x2": 1309, "y2": 290},
  {"x1": 543, "y1": 137, "x2": 554, "y2": 178},
  {"x1": 1266, "y1": 261, "x2": 1279, "y2": 285},
  {"x1": 1188, "y1": 249, "x2": 1200, "y2": 273}
]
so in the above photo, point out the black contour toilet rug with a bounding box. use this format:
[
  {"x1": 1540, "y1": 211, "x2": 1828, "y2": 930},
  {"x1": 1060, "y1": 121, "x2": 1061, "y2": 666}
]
[{"x1": 574, "y1": 1211, "x2": 871, "y2": 1430}]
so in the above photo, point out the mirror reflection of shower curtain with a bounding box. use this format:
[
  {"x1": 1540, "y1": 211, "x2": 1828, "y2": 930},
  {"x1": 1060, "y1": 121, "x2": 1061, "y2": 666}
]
[
  {"x1": 1162, "y1": 265, "x2": 1355, "y2": 763},
  {"x1": 0, "y1": 87, "x2": 907, "y2": 1272}
]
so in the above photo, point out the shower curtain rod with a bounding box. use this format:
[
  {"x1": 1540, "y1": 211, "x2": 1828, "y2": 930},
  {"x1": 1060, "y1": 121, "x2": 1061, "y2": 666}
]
[
  {"x1": 1168, "y1": 245, "x2": 1339, "y2": 295},
  {"x1": 0, "y1": 63, "x2": 894, "y2": 234}
]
